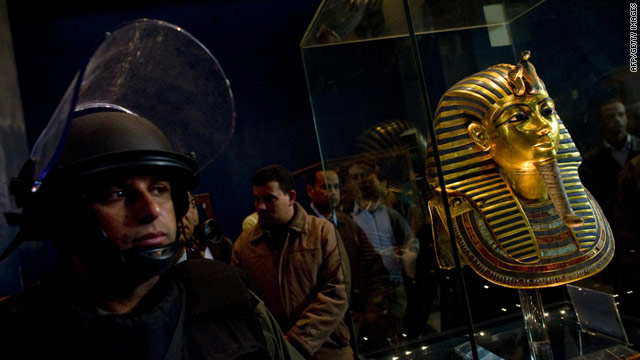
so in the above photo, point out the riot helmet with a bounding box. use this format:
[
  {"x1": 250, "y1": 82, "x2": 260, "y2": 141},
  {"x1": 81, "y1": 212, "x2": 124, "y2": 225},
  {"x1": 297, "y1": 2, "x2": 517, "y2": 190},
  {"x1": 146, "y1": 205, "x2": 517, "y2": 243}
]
[
  {"x1": 52, "y1": 111, "x2": 198, "y2": 217},
  {"x1": 3, "y1": 19, "x2": 235, "y2": 287}
]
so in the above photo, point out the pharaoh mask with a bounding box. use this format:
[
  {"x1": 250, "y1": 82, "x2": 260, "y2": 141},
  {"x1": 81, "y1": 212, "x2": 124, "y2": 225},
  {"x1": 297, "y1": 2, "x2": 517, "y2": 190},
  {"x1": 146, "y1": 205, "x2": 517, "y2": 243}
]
[{"x1": 427, "y1": 51, "x2": 613, "y2": 288}]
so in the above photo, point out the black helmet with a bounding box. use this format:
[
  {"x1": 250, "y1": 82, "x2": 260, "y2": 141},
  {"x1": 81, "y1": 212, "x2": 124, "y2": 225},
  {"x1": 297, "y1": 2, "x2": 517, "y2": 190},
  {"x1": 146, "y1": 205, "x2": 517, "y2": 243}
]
[
  {"x1": 52, "y1": 111, "x2": 199, "y2": 218},
  {"x1": 12, "y1": 109, "x2": 198, "y2": 229}
]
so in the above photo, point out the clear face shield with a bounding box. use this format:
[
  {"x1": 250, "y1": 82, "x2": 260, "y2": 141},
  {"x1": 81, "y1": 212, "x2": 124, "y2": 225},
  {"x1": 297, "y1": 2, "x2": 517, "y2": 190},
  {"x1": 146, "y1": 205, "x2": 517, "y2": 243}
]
[
  {"x1": 3, "y1": 19, "x2": 235, "y2": 283},
  {"x1": 27, "y1": 18, "x2": 235, "y2": 191}
]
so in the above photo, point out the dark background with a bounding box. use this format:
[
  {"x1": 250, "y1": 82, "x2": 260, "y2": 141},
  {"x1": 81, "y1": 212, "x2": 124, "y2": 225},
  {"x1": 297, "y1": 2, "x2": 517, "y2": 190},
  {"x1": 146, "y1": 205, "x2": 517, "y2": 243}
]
[{"x1": 6, "y1": 0, "x2": 323, "y2": 243}]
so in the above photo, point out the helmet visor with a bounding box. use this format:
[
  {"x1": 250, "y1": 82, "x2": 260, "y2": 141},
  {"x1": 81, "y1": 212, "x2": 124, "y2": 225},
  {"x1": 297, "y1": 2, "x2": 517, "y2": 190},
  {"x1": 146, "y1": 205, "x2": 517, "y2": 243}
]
[{"x1": 27, "y1": 18, "x2": 235, "y2": 192}]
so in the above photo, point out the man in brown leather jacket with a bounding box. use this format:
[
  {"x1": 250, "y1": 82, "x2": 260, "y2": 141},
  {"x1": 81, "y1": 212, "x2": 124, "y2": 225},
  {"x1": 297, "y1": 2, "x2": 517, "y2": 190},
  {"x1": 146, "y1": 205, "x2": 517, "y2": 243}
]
[{"x1": 232, "y1": 165, "x2": 353, "y2": 359}]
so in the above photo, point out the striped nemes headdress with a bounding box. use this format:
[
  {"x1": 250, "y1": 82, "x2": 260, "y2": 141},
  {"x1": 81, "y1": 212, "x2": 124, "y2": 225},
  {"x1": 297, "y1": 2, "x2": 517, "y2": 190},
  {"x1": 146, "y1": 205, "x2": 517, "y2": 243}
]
[{"x1": 427, "y1": 52, "x2": 613, "y2": 288}]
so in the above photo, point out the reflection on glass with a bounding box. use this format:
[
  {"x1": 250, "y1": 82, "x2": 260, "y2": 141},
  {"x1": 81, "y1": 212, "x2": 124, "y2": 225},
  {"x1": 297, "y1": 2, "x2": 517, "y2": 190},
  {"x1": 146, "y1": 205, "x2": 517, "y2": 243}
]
[
  {"x1": 301, "y1": 0, "x2": 546, "y2": 47},
  {"x1": 299, "y1": 118, "x2": 441, "y2": 354}
]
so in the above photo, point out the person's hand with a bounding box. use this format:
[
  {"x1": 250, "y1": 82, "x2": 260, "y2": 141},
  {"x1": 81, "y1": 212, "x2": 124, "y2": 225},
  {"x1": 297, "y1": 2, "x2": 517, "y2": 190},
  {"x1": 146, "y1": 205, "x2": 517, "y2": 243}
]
[{"x1": 395, "y1": 239, "x2": 419, "y2": 279}]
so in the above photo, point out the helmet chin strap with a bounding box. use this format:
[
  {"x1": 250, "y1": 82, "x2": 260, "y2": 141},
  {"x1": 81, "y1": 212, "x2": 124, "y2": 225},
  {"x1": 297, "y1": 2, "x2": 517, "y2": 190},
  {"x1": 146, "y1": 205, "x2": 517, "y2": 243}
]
[
  {"x1": 87, "y1": 239, "x2": 183, "y2": 294},
  {"x1": 77, "y1": 211, "x2": 183, "y2": 292},
  {"x1": 118, "y1": 242, "x2": 183, "y2": 277}
]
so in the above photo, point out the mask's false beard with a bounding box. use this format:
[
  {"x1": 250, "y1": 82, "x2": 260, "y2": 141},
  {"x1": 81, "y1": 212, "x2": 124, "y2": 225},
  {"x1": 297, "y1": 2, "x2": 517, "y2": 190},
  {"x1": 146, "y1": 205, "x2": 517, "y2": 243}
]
[{"x1": 535, "y1": 158, "x2": 584, "y2": 228}]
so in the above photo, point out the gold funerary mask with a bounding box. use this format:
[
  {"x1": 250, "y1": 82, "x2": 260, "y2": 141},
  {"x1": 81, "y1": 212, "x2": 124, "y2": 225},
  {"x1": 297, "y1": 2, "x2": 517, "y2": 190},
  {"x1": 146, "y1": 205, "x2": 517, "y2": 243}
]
[{"x1": 427, "y1": 51, "x2": 613, "y2": 288}]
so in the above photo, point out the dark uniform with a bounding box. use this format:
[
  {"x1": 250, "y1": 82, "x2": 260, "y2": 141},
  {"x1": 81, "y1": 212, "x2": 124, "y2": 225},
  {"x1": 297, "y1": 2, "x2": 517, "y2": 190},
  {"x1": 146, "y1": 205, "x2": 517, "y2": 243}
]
[{"x1": 0, "y1": 259, "x2": 300, "y2": 360}]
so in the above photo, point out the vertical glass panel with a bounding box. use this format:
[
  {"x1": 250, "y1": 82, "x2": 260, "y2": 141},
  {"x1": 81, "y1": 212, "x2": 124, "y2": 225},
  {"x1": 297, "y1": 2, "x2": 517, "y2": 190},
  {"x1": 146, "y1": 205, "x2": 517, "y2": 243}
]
[{"x1": 302, "y1": 33, "x2": 443, "y2": 356}]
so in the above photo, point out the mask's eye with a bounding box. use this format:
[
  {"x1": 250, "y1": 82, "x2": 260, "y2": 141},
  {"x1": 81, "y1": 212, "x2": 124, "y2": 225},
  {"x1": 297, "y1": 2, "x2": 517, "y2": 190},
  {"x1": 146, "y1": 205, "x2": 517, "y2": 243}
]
[
  {"x1": 508, "y1": 113, "x2": 528, "y2": 123},
  {"x1": 540, "y1": 107, "x2": 557, "y2": 117}
]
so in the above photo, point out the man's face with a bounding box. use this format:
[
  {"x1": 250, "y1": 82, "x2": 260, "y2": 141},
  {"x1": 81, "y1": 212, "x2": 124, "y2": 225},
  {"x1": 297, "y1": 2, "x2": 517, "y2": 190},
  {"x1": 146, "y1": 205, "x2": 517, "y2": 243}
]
[
  {"x1": 178, "y1": 194, "x2": 199, "y2": 244},
  {"x1": 88, "y1": 175, "x2": 177, "y2": 251},
  {"x1": 307, "y1": 170, "x2": 340, "y2": 214},
  {"x1": 599, "y1": 101, "x2": 628, "y2": 145},
  {"x1": 480, "y1": 94, "x2": 560, "y2": 171},
  {"x1": 347, "y1": 163, "x2": 383, "y2": 199},
  {"x1": 253, "y1": 180, "x2": 296, "y2": 225}
]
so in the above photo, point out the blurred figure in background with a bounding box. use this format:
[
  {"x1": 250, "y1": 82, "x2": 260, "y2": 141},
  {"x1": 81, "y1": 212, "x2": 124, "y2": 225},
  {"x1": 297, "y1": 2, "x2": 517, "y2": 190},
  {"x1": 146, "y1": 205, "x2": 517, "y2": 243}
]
[
  {"x1": 181, "y1": 192, "x2": 233, "y2": 263},
  {"x1": 580, "y1": 89, "x2": 640, "y2": 224},
  {"x1": 306, "y1": 167, "x2": 388, "y2": 341},
  {"x1": 242, "y1": 211, "x2": 259, "y2": 231},
  {"x1": 613, "y1": 154, "x2": 640, "y2": 317},
  {"x1": 343, "y1": 159, "x2": 418, "y2": 351},
  {"x1": 579, "y1": 88, "x2": 640, "y2": 286}
]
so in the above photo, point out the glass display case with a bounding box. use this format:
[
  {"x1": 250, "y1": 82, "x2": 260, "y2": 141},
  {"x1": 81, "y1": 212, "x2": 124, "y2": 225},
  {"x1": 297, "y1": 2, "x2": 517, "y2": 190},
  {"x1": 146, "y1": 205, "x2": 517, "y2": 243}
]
[{"x1": 300, "y1": 0, "x2": 640, "y2": 358}]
